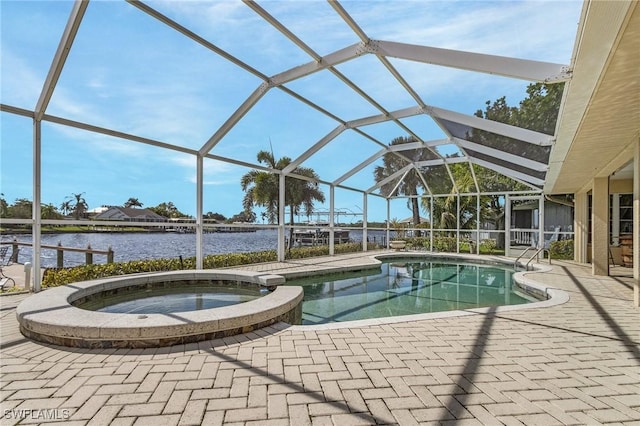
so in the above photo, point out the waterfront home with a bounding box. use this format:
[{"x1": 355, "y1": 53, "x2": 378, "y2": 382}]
[{"x1": 94, "y1": 207, "x2": 166, "y2": 222}]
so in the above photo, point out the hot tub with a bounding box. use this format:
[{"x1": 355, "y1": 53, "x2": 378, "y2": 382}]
[{"x1": 16, "y1": 270, "x2": 303, "y2": 348}]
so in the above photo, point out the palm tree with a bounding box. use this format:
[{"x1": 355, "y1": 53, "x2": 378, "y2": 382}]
[
  {"x1": 374, "y1": 136, "x2": 432, "y2": 236},
  {"x1": 124, "y1": 197, "x2": 143, "y2": 208},
  {"x1": 59, "y1": 200, "x2": 72, "y2": 216},
  {"x1": 0, "y1": 194, "x2": 8, "y2": 218},
  {"x1": 41, "y1": 203, "x2": 61, "y2": 220},
  {"x1": 241, "y1": 150, "x2": 325, "y2": 248},
  {"x1": 424, "y1": 162, "x2": 478, "y2": 232},
  {"x1": 68, "y1": 192, "x2": 88, "y2": 220}
]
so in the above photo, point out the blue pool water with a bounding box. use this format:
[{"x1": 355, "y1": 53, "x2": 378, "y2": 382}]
[
  {"x1": 285, "y1": 259, "x2": 533, "y2": 325},
  {"x1": 76, "y1": 284, "x2": 266, "y2": 314}
]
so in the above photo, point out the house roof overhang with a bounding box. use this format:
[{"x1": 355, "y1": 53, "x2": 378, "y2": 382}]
[{"x1": 546, "y1": 0, "x2": 640, "y2": 194}]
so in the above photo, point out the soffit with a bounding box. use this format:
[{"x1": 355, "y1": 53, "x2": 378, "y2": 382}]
[{"x1": 546, "y1": 0, "x2": 640, "y2": 194}]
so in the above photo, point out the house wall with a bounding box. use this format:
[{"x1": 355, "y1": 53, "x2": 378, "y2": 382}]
[{"x1": 610, "y1": 178, "x2": 633, "y2": 193}]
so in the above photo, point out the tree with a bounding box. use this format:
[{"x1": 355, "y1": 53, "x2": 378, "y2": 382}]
[
  {"x1": 149, "y1": 202, "x2": 189, "y2": 218},
  {"x1": 124, "y1": 197, "x2": 143, "y2": 208},
  {"x1": 424, "y1": 161, "x2": 475, "y2": 232},
  {"x1": 471, "y1": 83, "x2": 563, "y2": 185},
  {"x1": 0, "y1": 194, "x2": 8, "y2": 218},
  {"x1": 41, "y1": 203, "x2": 62, "y2": 220},
  {"x1": 382, "y1": 83, "x2": 564, "y2": 248},
  {"x1": 228, "y1": 211, "x2": 256, "y2": 223},
  {"x1": 241, "y1": 150, "x2": 325, "y2": 248},
  {"x1": 59, "y1": 199, "x2": 72, "y2": 217},
  {"x1": 374, "y1": 136, "x2": 431, "y2": 236},
  {"x1": 7, "y1": 198, "x2": 32, "y2": 219},
  {"x1": 67, "y1": 193, "x2": 88, "y2": 220},
  {"x1": 471, "y1": 82, "x2": 564, "y2": 246},
  {"x1": 204, "y1": 212, "x2": 227, "y2": 222}
]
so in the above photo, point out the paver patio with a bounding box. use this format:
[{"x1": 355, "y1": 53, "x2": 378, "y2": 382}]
[{"x1": 1, "y1": 253, "x2": 639, "y2": 425}]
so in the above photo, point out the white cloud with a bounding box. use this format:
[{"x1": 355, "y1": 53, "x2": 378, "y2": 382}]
[{"x1": 0, "y1": 48, "x2": 45, "y2": 108}]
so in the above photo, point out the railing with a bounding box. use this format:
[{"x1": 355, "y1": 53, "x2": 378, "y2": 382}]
[
  {"x1": 1, "y1": 239, "x2": 114, "y2": 268},
  {"x1": 514, "y1": 246, "x2": 549, "y2": 271}
]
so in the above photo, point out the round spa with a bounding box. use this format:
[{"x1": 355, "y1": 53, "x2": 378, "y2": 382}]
[{"x1": 16, "y1": 270, "x2": 303, "y2": 348}]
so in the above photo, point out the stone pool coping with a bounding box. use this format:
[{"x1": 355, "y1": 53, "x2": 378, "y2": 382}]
[
  {"x1": 16, "y1": 270, "x2": 303, "y2": 348},
  {"x1": 284, "y1": 252, "x2": 570, "y2": 331},
  {"x1": 16, "y1": 253, "x2": 569, "y2": 347}
]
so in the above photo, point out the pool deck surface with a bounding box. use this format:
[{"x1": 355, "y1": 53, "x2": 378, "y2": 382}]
[{"x1": 1, "y1": 251, "x2": 639, "y2": 425}]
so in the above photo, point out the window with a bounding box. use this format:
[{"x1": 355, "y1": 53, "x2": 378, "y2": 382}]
[{"x1": 610, "y1": 193, "x2": 633, "y2": 245}]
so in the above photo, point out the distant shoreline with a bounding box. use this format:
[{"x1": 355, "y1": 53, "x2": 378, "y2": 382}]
[{"x1": 1, "y1": 228, "x2": 158, "y2": 235}]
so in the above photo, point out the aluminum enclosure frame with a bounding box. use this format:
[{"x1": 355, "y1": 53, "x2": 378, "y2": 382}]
[{"x1": 0, "y1": 0, "x2": 572, "y2": 289}]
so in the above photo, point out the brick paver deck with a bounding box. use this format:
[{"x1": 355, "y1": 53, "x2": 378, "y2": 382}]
[{"x1": 1, "y1": 253, "x2": 639, "y2": 425}]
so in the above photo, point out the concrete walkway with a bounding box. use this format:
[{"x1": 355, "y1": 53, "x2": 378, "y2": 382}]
[{"x1": 1, "y1": 253, "x2": 639, "y2": 425}]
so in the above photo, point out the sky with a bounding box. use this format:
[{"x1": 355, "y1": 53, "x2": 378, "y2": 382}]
[{"x1": 0, "y1": 0, "x2": 583, "y2": 223}]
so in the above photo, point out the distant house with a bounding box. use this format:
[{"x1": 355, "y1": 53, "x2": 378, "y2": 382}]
[
  {"x1": 511, "y1": 200, "x2": 573, "y2": 232},
  {"x1": 86, "y1": 206, "x2": 110, "y2": 217},
  {"x1": 94, "y1": 207, "x2": 166, "y2": 222},
  {"x1": 399, "y1": 216, "x2": 429, "y2": 225}
]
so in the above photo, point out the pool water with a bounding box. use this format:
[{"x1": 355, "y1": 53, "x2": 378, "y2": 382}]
[
  {"x1": 286, "y1": 259, "x2": 533, "y2": 325},
  {"x1": 76, "y1": 285, "x2": 266, "y2": 314}
]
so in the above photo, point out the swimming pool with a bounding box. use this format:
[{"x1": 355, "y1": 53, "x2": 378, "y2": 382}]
[{"x1": 286, "y1": 258, "x2": 535, "y2": 325}]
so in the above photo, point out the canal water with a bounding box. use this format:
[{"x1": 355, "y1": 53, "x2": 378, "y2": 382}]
[{"x1": 1, "y1": 229, "x2": 388, "y2": 268}]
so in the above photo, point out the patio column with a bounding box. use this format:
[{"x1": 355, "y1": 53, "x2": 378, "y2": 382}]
[
  {"x1": 592, "y1": 177, "x2": 609, "y2": 276},
  {"x1": 574, "y1": 191, "x2": 589, "y2": 263},
  {"x1": 634, "y1": 138, "x2": 639, "y2": 307}
]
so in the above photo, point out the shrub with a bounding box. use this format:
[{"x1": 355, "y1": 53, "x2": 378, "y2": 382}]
[
  {"x1": 41, "y1": 242, "x2": 383, "y2": 288},
  {"x1": 549, "y1": 239, "x2": 573, "y2": 260},
  {"x1": 480, "y1": 239, "x2": 497, "y2": 254},
  {"x1": 433, "y1": 236, "x2": 456, "y2": 252}
]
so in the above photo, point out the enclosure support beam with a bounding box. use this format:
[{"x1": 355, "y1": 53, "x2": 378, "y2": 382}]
[
  {"x1": 431, "y1": 106, "x2": 554, "y2": 146},
  {"x1": 505, "y1": 194, "x2": 511, "y2": 257},
  {"x1": 386, "y1": 200, "x2": 391, "y2": 249},
  {"x1": 195, "y1": 156, "x2": 204, "y2": 269},
  {"x1": 367, "y1": 164, "x2": 413, "y2": 193},
  {"x1": 476, "y1": 194, "x2": 481, "y2": 254},
  {"x1": 592, "y1": 177, "x2": 610, "y2": 276},
  {"x1": 430, "y1": 196, "x2": 434, "y2": 252},
  {"x1": 456, "y1": 195, "x2": 461, "y2": 253},
  {"x1": 278, "y1": 174, "x2": 286, "y2": 262},
  {"x1": 469, "y1": 158, "x2": 545, "y2": 187},
  {"x1": 34, "y1": 0, "x2": 88, "y2": 120},
  {"x1": 454, "y1": 138, "x2": 549, "y2": 171},
  {"x1": 333, "y1": 149, "x2": 385, "y2": 186},
  {"x1": 32, "y1": 120, "x2": 42, "y2": 293},
  {"x1": 329, "y1": 186, "x2": 335, "y2": 256},
  {"x1": 29, "y1": 0, "x2": 87, "y2": 292},
  {"x1": 362, "y1": 194, "x2": 368, "y2": 252},
  {"x1": 538, "y1": 195, "x2": 545, "y2": 255},
  {"x1": 283, "y1": 125, "x2": 345, "y2": 174},
  {"x1": 375, "y1": 40, "x2": 570, "y2": 83}
]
